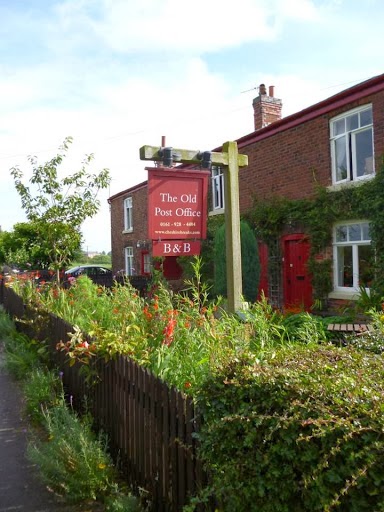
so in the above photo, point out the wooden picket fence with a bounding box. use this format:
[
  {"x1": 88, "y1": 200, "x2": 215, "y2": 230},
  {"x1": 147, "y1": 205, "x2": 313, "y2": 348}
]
[{"x1": 1, "y1": 282, "x2": 206, "y2": 511}]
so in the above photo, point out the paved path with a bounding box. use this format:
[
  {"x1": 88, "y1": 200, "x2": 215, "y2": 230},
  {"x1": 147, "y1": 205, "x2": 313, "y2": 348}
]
[{"x1": 0, "y1": 343, "x2": 103, "y2": 512}]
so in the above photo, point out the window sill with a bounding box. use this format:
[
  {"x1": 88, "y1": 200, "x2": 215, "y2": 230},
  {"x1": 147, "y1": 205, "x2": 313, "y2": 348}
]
[
  {"x1": 327, "y1": 175, "x2": 375, "y2": 192},
  {"x1": 122, "y1": 229, "x2": 133, "y2": 234},
  {"x1": 209, "y1": 208, "x2": 225, "y2": 216},
  {"x1": 328, "y1": 290, "x2": 361, "y2": 301}
]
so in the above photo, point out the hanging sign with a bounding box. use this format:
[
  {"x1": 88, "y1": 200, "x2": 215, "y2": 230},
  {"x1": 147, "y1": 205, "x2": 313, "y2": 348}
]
[
  {"x1": 147, "y1": 167, "x2": 210, "y2": 240},
  {"x1": 152, "y1": 240, "x2": 201, "y2": 257}
]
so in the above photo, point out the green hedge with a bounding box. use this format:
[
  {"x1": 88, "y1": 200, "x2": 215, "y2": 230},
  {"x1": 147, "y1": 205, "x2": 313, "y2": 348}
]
[{"x1": 196, "y1": 345, "x2": 384, "y2": 511}]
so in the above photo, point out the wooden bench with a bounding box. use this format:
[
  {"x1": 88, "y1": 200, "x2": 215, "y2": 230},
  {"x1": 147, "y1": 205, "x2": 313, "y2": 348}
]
[{"x1": 327, "y1": 323, "x2": 374, "y2": 335}]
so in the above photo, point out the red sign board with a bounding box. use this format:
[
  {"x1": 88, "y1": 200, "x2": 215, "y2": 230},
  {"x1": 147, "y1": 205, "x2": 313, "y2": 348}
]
[
  {"x1": 147, "y1": 167, "x2": 210, "y2": 240},
  {"x1": 152, "y1": 240, "x2": 201, "y2": 257}
]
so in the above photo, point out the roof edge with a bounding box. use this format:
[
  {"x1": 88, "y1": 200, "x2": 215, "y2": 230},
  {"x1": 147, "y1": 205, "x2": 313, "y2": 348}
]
[
  {"x1": 108, "y1": 179, "x2": 148, "y2": 203},
  {"x1": 236, "y1": 73, "x2": 384, "y2": 148}
]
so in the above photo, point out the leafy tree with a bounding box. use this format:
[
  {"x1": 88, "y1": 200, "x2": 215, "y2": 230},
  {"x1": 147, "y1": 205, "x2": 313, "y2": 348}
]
[
  {"x1": 0, "y1": 223, "x2": 50, "y2": 269},
  {"x1": 10, "y1": 137, "x2": 110, "y2": 279},
  {"x1": 89, "y1": 254, "x2": 111, "y2": 265},
  {"x1": 214, "y1": 220, "x2": 260, "y2": 303}
]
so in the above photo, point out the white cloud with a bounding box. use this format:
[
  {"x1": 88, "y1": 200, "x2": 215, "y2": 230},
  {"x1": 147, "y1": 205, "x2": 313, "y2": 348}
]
[{"x1": 52, "y1": 0, "x2": 323, "y2": 54}]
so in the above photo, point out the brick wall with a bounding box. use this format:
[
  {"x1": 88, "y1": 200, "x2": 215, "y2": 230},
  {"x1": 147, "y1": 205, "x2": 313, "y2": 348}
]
[{"x1": 109, "y1": 184, "x2": 149, "y2": 275}]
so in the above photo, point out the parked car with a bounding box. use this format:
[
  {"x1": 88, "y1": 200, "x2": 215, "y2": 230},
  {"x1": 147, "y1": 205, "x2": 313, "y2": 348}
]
[{"x1": 63, "y1": 265, "x2": 113, "y2": 287}]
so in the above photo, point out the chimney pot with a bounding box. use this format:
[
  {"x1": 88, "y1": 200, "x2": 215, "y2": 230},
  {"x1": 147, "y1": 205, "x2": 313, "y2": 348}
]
[
  {"x1": 269, "y1": 85, "x2": 275, "y2": 97},
  {"x1": 259, "y1": 83, "x2": 267, "y2": 95}
]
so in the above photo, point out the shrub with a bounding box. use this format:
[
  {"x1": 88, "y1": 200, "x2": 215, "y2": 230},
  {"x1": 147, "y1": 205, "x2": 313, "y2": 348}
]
[
  {"x1": 27, "y1": 403, "x2": 117, "y2": 503},
  {"x1": 23, "y1": 368, "x2": 64, "y2": 424},
  {"x1": 196, "y1": 345, "x2": 384, "y2": 511},
  {"x1": 3, "y1": 330, "x2": 42, "y2": 380},
  {"x1": 214, "y1": 220, "x2": 260, "y2": 302},
  {"x1": 0, "y1": 306, "x2": 15, "y2": 337}
]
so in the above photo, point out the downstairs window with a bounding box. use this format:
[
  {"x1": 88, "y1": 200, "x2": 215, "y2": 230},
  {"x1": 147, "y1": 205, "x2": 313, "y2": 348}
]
[{"x1": 333, "y1": 221, "x2": 373, "y2": 291}]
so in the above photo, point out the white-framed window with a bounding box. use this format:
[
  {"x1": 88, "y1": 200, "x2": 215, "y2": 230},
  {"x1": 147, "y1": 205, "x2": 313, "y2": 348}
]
[
  {"x1": 333, "y1": 221, "x2": 373, "y2": 291},
  {"x1": 124, "y1": 197, "x2": 133, "y2": 232},
  {"x1": 124, "y1": 246, "x2": 134, "y2": 276},
  {"x1": 211, "y1": 166, "x2": 225, "y2": 211},
  {"x1": 142, "y1": 252, "x2": 151, "y2": 274},
  {"x1": 330, "y1": 105, "x2": 374, "y2": 185}
]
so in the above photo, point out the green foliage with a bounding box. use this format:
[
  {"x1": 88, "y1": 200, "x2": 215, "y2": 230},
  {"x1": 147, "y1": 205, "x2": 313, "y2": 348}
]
[
  {"x1": 247, "y1": 163, "x2": 384, "y2": 302},
  {"x1": 10, "y1": 137, "x2": 111, "y2": 275},
  {"x1": 10, "y1": 263, "x2": 255, "y2": 393},
  {"x1": 0, "y1": 222, "x2": 69, "y2": 269},
  {"x1": 88, "y1": 253, "x2": 112, "y2": 265},
  {"x1": 281, "y1": 312, "x2": 353, "y2": 344},
  {"x1": 308, "y1": 258, "x2": 333, "y2": 303},
  {"x1": 214, "y1": 220, "x2": 260, "y2": 302},
  {"x1": 283, "y1": 312, "x2": 329, "y2": 344},
  {"x1": 354, "y1": 285, "x2": 383, "y2": 313},
  {"x1": 179, "y1": 214, "x2": 225, "y2": 291},
  {"x1": 8, "y1": 272, "x2": 384, "y2": 511},
  {"x1": 242, "y1": 294, "x2": 289, "y2": 349},
  {"x1": 0, "y1": 303, "x2": 50, "y2": 381},
  {"x1": 27, "y1": 403, "x2": 117, "y2": 503},
  {"x1": 0, "y1": 307, "x2": 16, "y2": 337},
  {"x1": 23, "y1": 368, "x2": 64, "y2": 424},
  {"x1": 3, "y1": 330, "x2": 42, "y2": 380},
  {"x1": 345, "y1": 306, "x2": 384, "y2": 354},
  {"x1": 104, "y1": 493, "x2": 143, "y2": 511},
  {"x1": 196, "y1": 345, "x2": 384, "y2": 511}
]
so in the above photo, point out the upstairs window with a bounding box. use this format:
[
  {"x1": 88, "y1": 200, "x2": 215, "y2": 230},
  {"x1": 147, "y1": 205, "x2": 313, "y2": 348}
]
[
  {"x1": 124, "y1": 197, "x2": 133, "y2": 232},
  {"x1": 211, "y1": 166, "x2": 225, "y2": 211},
  {"x1": 333, "y1": 221, "x2": 373, "y2": 291},
  {"x1": 330, "y1": 105, "x2": 374, "y2": 184}
]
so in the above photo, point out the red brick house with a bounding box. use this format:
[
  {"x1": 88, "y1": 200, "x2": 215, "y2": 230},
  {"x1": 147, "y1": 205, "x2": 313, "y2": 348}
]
[{"x1": 109, "y1": 72, "x2": 384, "y2": 310}]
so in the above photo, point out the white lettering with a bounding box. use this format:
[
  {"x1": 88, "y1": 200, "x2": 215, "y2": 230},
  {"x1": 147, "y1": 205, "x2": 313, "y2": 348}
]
[
  {"x1": 155, "y1": 207, "x2": 172, "y2": 216},
  {"x1": 183, "y1": 243, "x2": 191, "y2": 253},
  {"x1": 160, "y1": 192, "x2": 177, "y2": 202},
  {"x1": 175, "y1": 207, "x2": 201, "y2": 217},
  {"x1": 180, "y1": 193, "x2": 197, "y2": 203},
  {"x1": 163, "y1": 243, "x2": 172, "y2": 253}
]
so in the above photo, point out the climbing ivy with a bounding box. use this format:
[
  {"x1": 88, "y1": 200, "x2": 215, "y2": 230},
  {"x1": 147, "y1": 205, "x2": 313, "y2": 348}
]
[{"x1": 245, "y1": 160, "x2": 384, "y2": 302}]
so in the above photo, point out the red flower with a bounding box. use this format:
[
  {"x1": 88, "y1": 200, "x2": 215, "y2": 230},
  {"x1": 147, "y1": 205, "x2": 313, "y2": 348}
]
[
  {"x1": 143, "y1": 306, "x2": 152, "y2": 320},
  {"x1": 162, "y1": 317, "x2": 177, "y2": 346}
]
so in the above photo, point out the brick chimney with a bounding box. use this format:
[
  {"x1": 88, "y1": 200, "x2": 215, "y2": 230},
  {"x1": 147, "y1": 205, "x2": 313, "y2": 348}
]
[{"x1": 253, "y1": 84, "x2": 282, "y2": 130}]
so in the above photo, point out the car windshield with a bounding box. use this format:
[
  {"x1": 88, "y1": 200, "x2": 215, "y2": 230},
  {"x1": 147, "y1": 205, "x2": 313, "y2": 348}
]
[
  {"x1": 65, "y1": 267, "x2": 81, "y2": 274},
  {"x1": 65, "y1": 266, "x2": 111, "y2": 275}
]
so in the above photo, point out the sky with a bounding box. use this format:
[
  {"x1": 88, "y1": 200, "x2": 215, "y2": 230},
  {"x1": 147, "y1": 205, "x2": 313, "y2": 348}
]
[{"x1": 1, "y1": 0, "x2": 384, "y2": 253}]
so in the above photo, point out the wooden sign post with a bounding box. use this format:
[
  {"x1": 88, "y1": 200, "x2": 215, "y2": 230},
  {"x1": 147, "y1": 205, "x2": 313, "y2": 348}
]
[{"x1": 140, "y1": 141, "x2": 248, "y2": 313}]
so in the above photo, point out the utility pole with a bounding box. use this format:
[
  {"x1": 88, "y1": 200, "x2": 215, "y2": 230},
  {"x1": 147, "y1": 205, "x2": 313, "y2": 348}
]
[{"x1": 140, "y1": 141, "x2": 248, "y2": 313}]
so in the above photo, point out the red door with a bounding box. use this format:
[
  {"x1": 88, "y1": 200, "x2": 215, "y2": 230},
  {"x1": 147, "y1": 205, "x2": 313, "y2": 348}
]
[{"x1": 283, "y1": 234, "x2": 312, "y2": 311}]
